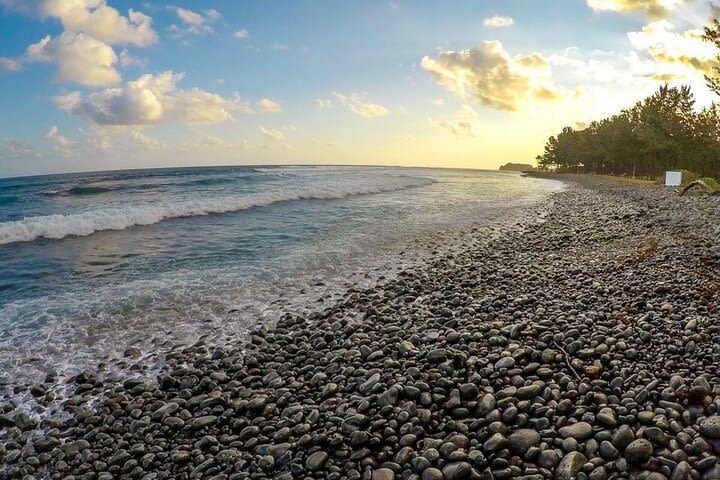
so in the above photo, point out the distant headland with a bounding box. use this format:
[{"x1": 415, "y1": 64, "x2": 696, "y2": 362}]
[{"x1": 498, "y1": 163, "x2": 537, "y2": 172}]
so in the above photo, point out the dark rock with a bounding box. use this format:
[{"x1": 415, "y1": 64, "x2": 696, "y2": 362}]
[
  {"x1": 700, "y1": 417, "x2": 720, "y2": 440},
  {"x1": 556, "y1": 452, "x2": 587, "y2": 480},
  {"x1": 507, "y1": 429, "x2": 541, "y2": 455},
  {"x1": 624, "y1": 439, "x2": 653, "y2": 464}
]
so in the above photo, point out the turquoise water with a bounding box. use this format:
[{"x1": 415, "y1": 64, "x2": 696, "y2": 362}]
[{"x1": 0, "y1": 166, "x2": 563, "y2": 386}]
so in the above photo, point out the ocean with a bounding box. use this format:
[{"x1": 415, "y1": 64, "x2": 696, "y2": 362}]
[{"x1": 0, "y1": 166, "x2": 563, "y2": 391}]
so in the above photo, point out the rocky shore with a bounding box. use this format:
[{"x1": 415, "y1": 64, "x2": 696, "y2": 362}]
[{"x1": 2, "y1": 175, "x2": 720, "y2": 480}]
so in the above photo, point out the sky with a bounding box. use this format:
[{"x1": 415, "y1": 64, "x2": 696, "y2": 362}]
[{"x1": 0, "y1": 0, "x2": 719, "y2": 177}]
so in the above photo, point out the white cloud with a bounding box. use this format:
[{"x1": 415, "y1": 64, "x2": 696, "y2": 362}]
[
  {"x1": 260, "y1": 126, "x2": 286, "y2": 142},
  {"x1": 176, "y1": 7, "x2": 204, "y2": 26},
  {"x1": 174, "y1": 89, "x2": 251, "y2": 123},
  {"x1": 627, "y1": 20, "x2": 719, "y2": 79},
  {"x1": 313, "y1": 98, "x2": 332, "y2": 110},
  {"x1": 5, "y1": 2, "x2": 156, "y2": 86},
  {"x1": 46, "y1": 125, "x2": 73, "y2": 156},
  {"x1": 40, "y1": 0, "x2": 157, "y2": 47},
  {"x1": 586, "y1": 0, "x2": 687, "y2": 18},
  {"x1": 333, "y1": 92, "x2": 390, "y2": 118},
  {"x1": 54, "y1": 71, "x2": 253, "y2": 125},
  {"x1": 271, "y1": 43, "x2": 289, "y2": 50},
  {"x1": 257, "y1": 98, "x2": 282, "y2": 112},
  {"x1": 0, "y1": 57, "x2": 22, "y2": 71},
  {"x1": 27, "y1": 32, "x2": 120, "y2": 86},
  {"x1": 129, "y1": 129, "x2": 163, "y2": 149},
  {"x1": 200, "y1": 134, "x2": 233, "y2": 148},
  {"x1": 80, "y1": 125, "x2": 112, "y2": 152},
  {"x1": 178, "y1": 133, "x2": 248, "y2": 152},
  {"x1": 203, "y1": 9, "x2": 221, "y2": 21},
  {"x1": 421, "y1": 41, "x2": 572, "y2": 111},
  {"x1": 170, "y1": 6, "x2": 218, "y2": 36},
  {"x1": 118, "y1": 48, "x2": 145, "y2": 68},
  {"x1": 0, "y1": 138, "x2": 40, "y2": 159},
  {"x1": 259, "y1": 126, "x2": 291, "y2": 150},
  {"x1": 233, "y1": 29, "x2": 249, "y2": 39},
  {"x1": 483, "y1": 15, "x2": 514, "y2": 28},
  {"x1": 430, "y1": 105, "x2": 479, "y2": 137}
]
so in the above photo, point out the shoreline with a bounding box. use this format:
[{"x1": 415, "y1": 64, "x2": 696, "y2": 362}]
[
  {"x1": 0, "y1": 171, "x2": 560, "y2": 395},
  {"x1": 3, "y1": 176, "x2": 720, "y2": 480}
]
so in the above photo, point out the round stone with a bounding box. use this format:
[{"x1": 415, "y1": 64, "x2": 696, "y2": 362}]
[
  {"x1": 372, "y1": 468, "x2": 395, "y2": 480},
  {"x1": 596, "y1": 408, "x2": 617, "y2": 427},
  {"x1": 624, "y1": 439, "x2": 653, "y2": 464},
  {"x1": 306, "y1": 451, "x2": 329, "y2": 471},
  {"x1": 422, "y1": 468, "x2": 444, "y2": 480},
  {"x1": 507, "y1": 429, "x2": 541, "y2": 455},
  {"x1": 559, "y1": 422, "x2": 593, "y2": 441},
  {"x1": 556, "y1": 451, "x2": 587, "y2": 480},
  {"x1": 699, "y1": 417, "x2": 720, "y2": 439}
]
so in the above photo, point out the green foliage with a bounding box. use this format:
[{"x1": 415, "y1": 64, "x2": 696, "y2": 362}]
[
  {"x1": 700, "y1": 176, "x2": 720, "y2": 190},
  {"x1": 537, "y1": 85, "x2": 720, "y2": 179},
  {"x1": 678, "y1": 169, "x2": 706, "y2": 184},
  {"x1": 656, "y1": 170, "x2": 720, "y2": 188},
  {"x1": 499, "y1": 163, "x2": 536, "y2": 171},
  {"x1": 704, "y1": 19, "x2": 720, "y2": 96}
]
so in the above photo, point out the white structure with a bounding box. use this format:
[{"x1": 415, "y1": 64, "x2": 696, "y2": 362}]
[{"x1": 665, "y1": 171, "x2": 682, "y2": 187}]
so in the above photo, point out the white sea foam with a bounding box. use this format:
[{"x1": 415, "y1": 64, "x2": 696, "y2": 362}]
[{"x1": 0, "y1": 175, "x2": 435, "y2": 245}]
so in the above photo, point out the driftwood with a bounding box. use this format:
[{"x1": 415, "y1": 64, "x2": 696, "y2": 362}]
[
  {"x1": 679, "y1": 180, "x2": 720, "y2": 197},
  {"x1": 552, "y1": 340, "x2": 582, "y2": 381}
]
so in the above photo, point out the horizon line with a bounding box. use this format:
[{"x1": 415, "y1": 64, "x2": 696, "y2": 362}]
[{"x1": 0, "y1": 163, "x2": 515, "y2": 181}]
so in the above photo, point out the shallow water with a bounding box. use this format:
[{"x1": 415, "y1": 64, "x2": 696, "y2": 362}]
[{"x1": 0, "y1": 166, "x2": 563, "y2": 387}]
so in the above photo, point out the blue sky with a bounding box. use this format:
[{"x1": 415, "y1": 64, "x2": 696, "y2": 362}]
[{"x1": 0, "y1": 0, "x2": 718, "y2": 177}]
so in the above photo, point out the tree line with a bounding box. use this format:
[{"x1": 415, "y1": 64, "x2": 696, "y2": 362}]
[{"x1": 536, "y1": 19, "x2": 720, "y2": 179}]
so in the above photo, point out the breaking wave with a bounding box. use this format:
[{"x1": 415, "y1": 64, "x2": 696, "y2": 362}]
[{"x1": 0, "y1": 175, "x2": 435, "y2": 245}]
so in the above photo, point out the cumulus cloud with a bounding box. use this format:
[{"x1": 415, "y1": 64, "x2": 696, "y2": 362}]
[
  {"x1": 233, "y1": 29, "x2": 249, "y2": 39},
  {"x1": 170, "y1": 6, "x2": 219, "y2": 36},
  {"x1": 628, "y1": 20, "x2": 719, "y2": 79},
  {"x1": 429, "y1": 105, "x2": 479, "y2": 137},
  {"x1": 39, "y1": 0, "x2": 157, "y2": 47},
  {"x1": 176, "y1": 7, "x2": 203, "y2": 25},
  {"x1": 0, "y1": 57, "x2": 22, "y2": 71},
  {"x1": 0, "y1": 138, "x2": 40, "y2": 159},
  {"x1": 54, "y1": 71, "x2": 253, "y2": 125},
  {"x1": 4, "y1": 1, "x2": 156, "y2": 86},
  {"x1": 333, "y1": 92, "x2": 390, "y2": 118},
  {"x1": 27, "y1": 32, "x2": 120, "y2": 86},
  {"x1": 421, "y1": 41, "x2": 571, "y2": 111},
  {"x1": 586, "y1": 0, "x2": 687, "y2": 19},
  {"x1": 483, "y1": 15, "x2": 514, "y2": 28},
  {"x1": 257, "y1": 98, "x2": 282, "y2": 112},
  {"x1": 46, "y1": 125, "x2": 73, "y2": 156}
]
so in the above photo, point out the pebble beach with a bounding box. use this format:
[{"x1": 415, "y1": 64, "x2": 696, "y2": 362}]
[{"x1": 2, "y1": 174, "x2": 720, "y2": 480}]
